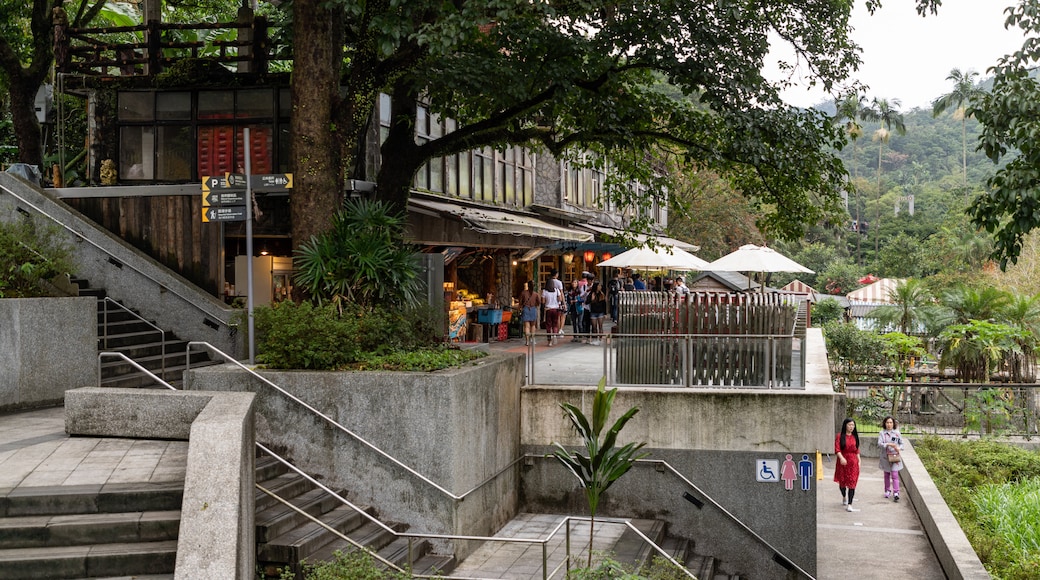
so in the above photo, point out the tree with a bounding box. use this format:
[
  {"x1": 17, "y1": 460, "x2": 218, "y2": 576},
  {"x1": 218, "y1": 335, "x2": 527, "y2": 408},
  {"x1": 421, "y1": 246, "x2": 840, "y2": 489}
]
[
  {"x1": 931, "y1": 68, "x2": 982, "y2": 192},
  {"x1": 868, "y1": 278, "x2": 937, "y2": 335},
  {"x1": 552, "y1": 377, "x2": 647, "y2": 568},
  {"x1": 940, "y1": 285, "x2": 1012, "y2": 325},
  {"x1": 969, "y1": 0, "x2": 1040, "y2": 267},
  {"x1": 283, "y1": 0, "x2": 962, "y2": 251},
  {"x1": 860, "y1": 97, "x2": 906, "y2": 258},
  {"x1": 834, "y1": 94, "x2": 869, "y2": 265},
  {"x1": 0, "y1": 0, "x2": 106, "y2": 167}
]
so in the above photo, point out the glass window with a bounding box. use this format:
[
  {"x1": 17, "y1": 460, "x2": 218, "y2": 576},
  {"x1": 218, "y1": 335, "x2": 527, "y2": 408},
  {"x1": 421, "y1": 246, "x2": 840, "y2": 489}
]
[
  {"x1": 199, "y1": 91, "x2": 234, "y2": 120},
  {"x1": 156, "y1": 92, "x2": 190, "y2": 121},
  {"x1": 156, "y1": 126, "x2": 193, "y2": 180},
  {"x1": 430, "y1": 157, "x2": 443, "y2": 192},
  {"x1": 118, "y1": 92, "x2": 154, "y2": 122},
  {"x1": 237, "y1": 89, "x2": 274, "y2": 118},
  {"x1": 279, "y1": 88, "x2": 291, "y2": 117},
  {"x1": 119, "y1": 126, "x2": 154, "y2": 179},
  {"x1": 446, "y1": 154, "x2": 457, "y2": 195},
  {"x1": 459, "y1": 153, "x2": 471, "y2": 198}
]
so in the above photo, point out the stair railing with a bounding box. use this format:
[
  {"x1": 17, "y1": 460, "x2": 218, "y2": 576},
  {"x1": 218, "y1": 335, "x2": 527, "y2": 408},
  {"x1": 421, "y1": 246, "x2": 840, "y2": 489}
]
[
  {"x1": 185, "y1": 341, "x2": 459, "y2": 499},
  {"x1": 0, "y1": 178, "x2": 233, "y2": 332},
  {"x1": 102, "y1": 297, "x2": 166, "y2": 381},
  {"x1": 97, "y1": 351, "x2": 175, "y2": 390}
]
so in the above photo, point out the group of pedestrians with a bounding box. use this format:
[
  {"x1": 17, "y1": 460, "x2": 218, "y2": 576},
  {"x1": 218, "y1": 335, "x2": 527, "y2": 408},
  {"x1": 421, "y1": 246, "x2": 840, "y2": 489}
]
[
  {"x1": 833, "y1": 416, "x2": 904, "y2": 512},
  {"x1": 518, "y1": 269, "x2": 614, "y2": 346}
]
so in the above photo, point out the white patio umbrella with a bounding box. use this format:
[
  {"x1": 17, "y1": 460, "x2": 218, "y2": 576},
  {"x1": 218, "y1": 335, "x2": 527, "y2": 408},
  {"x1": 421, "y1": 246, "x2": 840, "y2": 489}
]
[
  {"x1": 597, "y1": 246, "x2": 709, "y2": 270},
  {"x1": 705, "y1": 244, "x2": 814, "y2": 274},
  {"x1": 705, "y1": 244, "x2": 813, "y2": 291}
]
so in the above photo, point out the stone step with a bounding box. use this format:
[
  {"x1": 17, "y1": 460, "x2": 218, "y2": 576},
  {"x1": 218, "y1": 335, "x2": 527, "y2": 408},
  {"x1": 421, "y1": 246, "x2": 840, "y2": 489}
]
[
  {"x1": 255, "y1": 473, "x2": 316, "y2": 513},
  {"x1": 0, "y1": 510, "x2": 180, "y2": 549},
  {"x1": 258, "y1": 505, "x2": 375, "y2": 564},
  {"x1": 0, "y1": 483, "x2": 183, "y2": 518},
  {"x1": 255, "y1": 487, "x2": 343, "y2": 543},
  {"x1": 0, "y1": 539, "x2": 177, "y2": 579}
]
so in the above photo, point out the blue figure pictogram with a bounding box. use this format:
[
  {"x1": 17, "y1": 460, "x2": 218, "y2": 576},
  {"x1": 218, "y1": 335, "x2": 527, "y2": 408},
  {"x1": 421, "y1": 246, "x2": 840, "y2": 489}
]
[
  {"x1": 780, "y1": 454, "x2": 797, "y2": 490},
  {"x1": 759, "y1": 460, "x2": 777, "y2": 481},
  {"x1": 798, "y1": 454, "x2": 814, "y2": 491}
]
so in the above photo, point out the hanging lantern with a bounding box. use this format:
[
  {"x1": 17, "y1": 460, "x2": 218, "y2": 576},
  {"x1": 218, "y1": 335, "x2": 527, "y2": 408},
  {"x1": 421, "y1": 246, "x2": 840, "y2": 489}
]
[
  {"x1": 601, "y1": 252, "x2": 612, "y2": 261},
  {"x1": 583, "y1": 250, "x2": 596, "y2": 264},
  {"x1": 562, "y1": 252, "x2": 574, "y2": 264}
]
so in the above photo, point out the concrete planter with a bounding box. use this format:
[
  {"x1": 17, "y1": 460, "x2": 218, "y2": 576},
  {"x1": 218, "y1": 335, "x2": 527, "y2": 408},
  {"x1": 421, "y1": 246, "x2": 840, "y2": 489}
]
[
  {"x1": 183, "y1": 352, "x2": 524, "y2": 560},
  {"x1": 0, "y1": 297, "x2": 96, "y2": 411}
]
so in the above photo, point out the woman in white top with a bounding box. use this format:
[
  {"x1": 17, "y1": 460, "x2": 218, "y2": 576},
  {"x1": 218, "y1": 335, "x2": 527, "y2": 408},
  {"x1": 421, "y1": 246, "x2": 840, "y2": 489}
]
[{"x1": 541, "y1": 280, "x2": 564, "y2": 346}]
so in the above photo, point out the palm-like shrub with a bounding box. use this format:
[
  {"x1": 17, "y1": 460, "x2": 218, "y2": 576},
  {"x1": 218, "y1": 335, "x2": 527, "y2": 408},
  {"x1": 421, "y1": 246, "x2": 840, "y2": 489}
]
[
  {"x1": 938, "y1": 320, "x2": 1030, "y2": 383},
  {"x1": 293, "y1": 198, "x2": 422, "y2": 309},
  {"x1": 552, "y1": 377, "x2": 647, "y2": 568}
]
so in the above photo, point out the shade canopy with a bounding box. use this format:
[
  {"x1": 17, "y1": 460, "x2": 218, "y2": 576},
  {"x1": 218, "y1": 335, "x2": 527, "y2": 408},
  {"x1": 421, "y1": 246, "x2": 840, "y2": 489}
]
[
  {"x1": 597, "y1": 246, "x2": 710, "y2": 270},
  {"x1": 705, "y1": 244, "x2": 814, "y2": 274}
]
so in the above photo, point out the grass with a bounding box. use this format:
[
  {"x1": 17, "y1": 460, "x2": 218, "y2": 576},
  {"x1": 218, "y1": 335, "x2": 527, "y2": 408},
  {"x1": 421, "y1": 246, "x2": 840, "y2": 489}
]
[{"x1": 916, "y1": 436, "x2": 1040, "y2": 579}]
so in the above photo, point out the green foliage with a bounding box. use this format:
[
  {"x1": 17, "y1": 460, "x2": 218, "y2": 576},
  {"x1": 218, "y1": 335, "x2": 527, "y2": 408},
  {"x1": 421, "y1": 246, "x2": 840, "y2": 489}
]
[
  {"x1": 252, "y1": 300, "x2": 461, "y2": 371},
  {"x1": 822, "y1": 321, "x2": 888, "y2": 381},
  {"x1": 879, "y1": 332, "x2": 925, "y2": 379},
  {"x1": 917, "y1": 436, "x2": 1040, "y2": 579},
  {"x1": 0, "y1": 218, "x2": 74, "y2": 298},
  {"x1": 567, "y1": 555, "x2": 690, "y2": 580},
  {"x1": 811, "y1": 298, "x2": 844, "y2": 326},
  {"x1": 817, "y1": 259, "x2": 863, "y2": 296},
  {"x1": 868, "y1": 278, "x2": 941, "y2": 335},
  {"x1": 293, "y1": 198, "x2": 422, "y2": 310},
  {"x1": 552, "y1": 377, "x2": 648, "y2": 568},
  {"x1": 937, "y1": 320, "x2": 1029, "y2": 383},
  {"x1": 279, "y1": 549, "x2": 415, "y2": 579}
]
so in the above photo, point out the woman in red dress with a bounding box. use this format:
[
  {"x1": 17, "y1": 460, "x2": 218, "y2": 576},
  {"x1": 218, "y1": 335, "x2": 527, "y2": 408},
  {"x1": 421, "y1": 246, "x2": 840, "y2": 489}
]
[{"x1": 834, "y1": 417, "x2": 861, "y2": 512}]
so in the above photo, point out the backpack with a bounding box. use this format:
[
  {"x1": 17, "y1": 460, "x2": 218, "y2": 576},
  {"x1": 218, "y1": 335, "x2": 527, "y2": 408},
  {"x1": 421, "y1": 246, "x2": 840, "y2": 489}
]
[{"x1": 608, "y1": 279, "x2": 621, "y2": 294}]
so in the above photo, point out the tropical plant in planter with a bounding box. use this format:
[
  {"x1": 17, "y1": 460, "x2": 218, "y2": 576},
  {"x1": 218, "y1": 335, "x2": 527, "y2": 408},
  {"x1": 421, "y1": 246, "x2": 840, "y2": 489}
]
[{"x1": 552, "y1": 377, "x2": 648, "y2": 568}]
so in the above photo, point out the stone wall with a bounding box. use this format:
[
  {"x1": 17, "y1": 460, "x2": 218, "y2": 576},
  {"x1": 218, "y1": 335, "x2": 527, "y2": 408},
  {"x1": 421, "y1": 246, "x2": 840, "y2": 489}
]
[{"x1": 0, "y1": 297, "x2": 96, "y2": 411}]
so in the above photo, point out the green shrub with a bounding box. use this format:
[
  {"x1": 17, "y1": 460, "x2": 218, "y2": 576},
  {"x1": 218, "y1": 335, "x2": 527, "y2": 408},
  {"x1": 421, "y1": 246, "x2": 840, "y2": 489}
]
[
  {"x1": 917, "y1": 436, "x2": 1040, "y2": 579},
  {"x1": 279, "y1": 549, "x2": 416, "y2": 579},
  {"x1": 811, "y1": 297, "x2": 844, "y2": 326},
  {"x1": 0, "y1": 218, "x2": 74, "y2": 298}
]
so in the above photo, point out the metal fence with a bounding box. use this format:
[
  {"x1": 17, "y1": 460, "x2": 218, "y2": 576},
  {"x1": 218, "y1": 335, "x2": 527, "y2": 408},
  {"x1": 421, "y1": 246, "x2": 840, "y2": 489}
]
[{"x1": 845, "y1": 381, "x2": 1040, "y2": 438}]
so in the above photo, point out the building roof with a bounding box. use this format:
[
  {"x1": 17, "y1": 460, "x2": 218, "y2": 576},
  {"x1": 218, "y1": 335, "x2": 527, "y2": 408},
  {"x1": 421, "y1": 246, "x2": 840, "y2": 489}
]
[{"x1": 847, "y1": 278, "x2": 905, "y2": 304}]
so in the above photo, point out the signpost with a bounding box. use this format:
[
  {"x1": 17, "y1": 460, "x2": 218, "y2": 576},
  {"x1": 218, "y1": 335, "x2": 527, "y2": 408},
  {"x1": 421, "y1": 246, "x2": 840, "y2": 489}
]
[{"x1": 199, "y1": 129, "x2": 293, "y2": 363}]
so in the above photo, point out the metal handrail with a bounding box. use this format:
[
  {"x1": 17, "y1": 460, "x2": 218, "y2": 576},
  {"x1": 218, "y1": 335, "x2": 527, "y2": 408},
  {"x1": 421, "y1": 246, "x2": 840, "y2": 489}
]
[
  {"x1": 186, "y1": 341, "x2": 460, "y2": 499},
  {"x1": 633, "y1": 457, "x2": 815, "y2": 580},
  {"x1": 97, "y1": 351, "x2": 175, "y2": 390},
  {"x1": 0, "y1": 178, "x2": 231, "y2": 331},
  {"x1": 102, "y1": 297, "x2": 165, "y2": 381}
]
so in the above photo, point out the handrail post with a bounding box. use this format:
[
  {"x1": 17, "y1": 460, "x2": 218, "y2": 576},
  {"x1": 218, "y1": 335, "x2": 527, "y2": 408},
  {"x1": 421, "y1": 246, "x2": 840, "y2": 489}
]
[{"x1": 542, "y1": 540, "x2": 549, "y2": 580}]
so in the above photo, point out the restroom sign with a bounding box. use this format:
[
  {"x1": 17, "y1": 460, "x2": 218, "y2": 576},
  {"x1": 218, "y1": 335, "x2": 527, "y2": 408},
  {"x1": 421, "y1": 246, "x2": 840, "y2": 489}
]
[{"x1": 756, "y1": 459, "x2": 780, "y2": 482}]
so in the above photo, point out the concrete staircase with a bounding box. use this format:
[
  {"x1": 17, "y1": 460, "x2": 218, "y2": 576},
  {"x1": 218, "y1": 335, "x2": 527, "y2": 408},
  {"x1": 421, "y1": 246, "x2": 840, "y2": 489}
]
[
  {"x1": 74, "y1": 279, "x2": 219, "y2": 388},
  {"x1": 255, "y1": 454, "x2": 456, "y2": 579},
  {"x1": 612, "y1": 520, "x2": 747, "y2": 580},
  {"x1": 0, "y1": 482, "x2": 183, "y2": 579}
]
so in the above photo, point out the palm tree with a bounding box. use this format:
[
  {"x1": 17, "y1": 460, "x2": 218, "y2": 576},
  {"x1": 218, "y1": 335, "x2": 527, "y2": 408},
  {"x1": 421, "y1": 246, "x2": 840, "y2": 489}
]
[
  {"x1": 860, "y1": 98, "x2": 906, "y2": 261},
  {"x1": 869, "y1": 278, "x2": 937, "y2": 335},
  {"x1": 834, "y1": 94, "x2": 868, "y2": 265},
  {"x1": 932, "y1": 68, "x2": 982, "y2": 192},
  {"x1": 552, "y1": 377, "x2": 647, "y2": 568},
  {"x1": 940, "y1": 285, "x2": 1012, "y2": 324}
]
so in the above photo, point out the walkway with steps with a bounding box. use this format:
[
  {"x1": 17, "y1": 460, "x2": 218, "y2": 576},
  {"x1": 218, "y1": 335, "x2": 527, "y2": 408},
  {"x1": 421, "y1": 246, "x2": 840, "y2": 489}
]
[{"x1": 73, "y1": 279, "x2": 219, "y2": 388}]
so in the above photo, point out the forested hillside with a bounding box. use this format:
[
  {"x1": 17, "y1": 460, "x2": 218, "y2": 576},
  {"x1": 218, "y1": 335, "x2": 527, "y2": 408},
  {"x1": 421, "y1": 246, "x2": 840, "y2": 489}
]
[{"x1": 671, "y1": 78, "x2": 1040, "y2": 298}]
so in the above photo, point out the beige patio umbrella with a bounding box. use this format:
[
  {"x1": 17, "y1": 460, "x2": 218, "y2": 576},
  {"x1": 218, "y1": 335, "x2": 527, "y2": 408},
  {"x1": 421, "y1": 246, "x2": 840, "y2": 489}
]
[
  {"x1": 705, "y1": 244, "x2": 813, "y2": 290},
  {"x1": 597, "y1": 245, "x2": 709, "y2": 270}
]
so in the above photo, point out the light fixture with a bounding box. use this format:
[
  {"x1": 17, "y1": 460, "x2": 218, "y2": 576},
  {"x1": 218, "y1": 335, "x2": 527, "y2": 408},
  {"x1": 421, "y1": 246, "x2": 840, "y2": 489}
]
[
  {"x1": 562, "y1": 252, "x2": 574, "y2": 264},
  {"x1": 601, "y1": 252, "x2": 612, "y2": 261},
  {"x1": 583, "y1": 250, "x2": 596, "y2": 264},
  {"x1": 260, "y1": 247, "x2": 269, "y2": 256},
  {"x1": 512, "y1": 260, "x2": 518, "y2": 266}
]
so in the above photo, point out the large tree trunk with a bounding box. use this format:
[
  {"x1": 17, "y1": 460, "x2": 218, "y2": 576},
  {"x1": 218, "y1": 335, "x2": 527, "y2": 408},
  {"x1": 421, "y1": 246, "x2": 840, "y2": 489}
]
[
  {"x1": 289, "y1": 0, "x2": 344, "y2": 249},
  {"x1": 9, "y1": 78, "x2": 44, "y2": 166}
]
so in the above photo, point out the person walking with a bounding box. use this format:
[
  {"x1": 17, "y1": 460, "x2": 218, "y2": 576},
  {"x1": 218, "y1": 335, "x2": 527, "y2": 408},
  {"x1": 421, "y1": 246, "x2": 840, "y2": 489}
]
[
  {"x1": 567, "y1": 279, "x2": 584, "y2": 341},
  {"x1": 834, "y1": 417, "x2": 861, "y2": 512},
  {"x1": 541, "y1": 279, "x2": 564, "y2": 346},
  {"x1": 608, "y1": 270, "x2": 622, "y2": 323},
  {"x1": 878, "y1": 416, "x2": 904, "y2": 501},
  {"x1": 587, "y1": 281, "x2": 607, "y2": 345},
  {"x1": 519, "y1": 281, "x2": 541, "y2": 346}
]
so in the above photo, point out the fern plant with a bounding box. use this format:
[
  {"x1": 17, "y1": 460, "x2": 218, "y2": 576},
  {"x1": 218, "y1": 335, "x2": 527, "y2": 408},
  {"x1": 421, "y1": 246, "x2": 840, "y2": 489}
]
[{"x1": 552, "y1": 377, "x2": 648, "y2": 568}]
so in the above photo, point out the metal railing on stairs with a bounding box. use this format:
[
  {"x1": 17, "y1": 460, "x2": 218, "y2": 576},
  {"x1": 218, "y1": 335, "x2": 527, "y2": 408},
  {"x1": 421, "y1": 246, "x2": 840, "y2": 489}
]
[
  {"x1": 100, "y1": 297, "x2": 166, "y2": 381},
  {"x1": 0, "y1": 177, "x2": 232, "y2": 333}
]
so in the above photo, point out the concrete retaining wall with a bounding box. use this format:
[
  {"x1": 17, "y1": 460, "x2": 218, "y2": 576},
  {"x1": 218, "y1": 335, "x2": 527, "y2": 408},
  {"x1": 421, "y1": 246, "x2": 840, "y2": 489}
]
[
  {"x1": 65, "y1": 387, "x2": 256, "y2": 580},
  {"x1": 521, "y1": 387, "x2": 832, "y2": 578},
  {"x1": 0, "y1": 297, "x2": 95, "y2": 411},
  {"x1": 183, "y1": 352, "x2": 524, "y2": 560}
]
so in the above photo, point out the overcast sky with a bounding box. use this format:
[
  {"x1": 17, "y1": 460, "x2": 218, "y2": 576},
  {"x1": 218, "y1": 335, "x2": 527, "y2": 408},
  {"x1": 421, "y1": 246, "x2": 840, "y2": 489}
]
[{"x1": 775, "y1": 0, "x2": 1026, "y2": 110}]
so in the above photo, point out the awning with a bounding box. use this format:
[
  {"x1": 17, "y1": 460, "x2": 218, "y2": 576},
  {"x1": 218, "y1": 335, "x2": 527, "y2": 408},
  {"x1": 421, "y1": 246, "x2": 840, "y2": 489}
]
[
  {"x1": 578, "y1": 223, "x2": 699, "y2": 251},
  {"x1": 409, "y1": 197, "x2": 593, "y2": 242}
]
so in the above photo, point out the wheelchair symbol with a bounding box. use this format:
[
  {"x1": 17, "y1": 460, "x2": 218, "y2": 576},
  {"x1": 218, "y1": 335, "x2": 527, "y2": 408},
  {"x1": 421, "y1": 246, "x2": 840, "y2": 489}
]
[{"x1": 756, "y1": 459, "x2": 780, "y2": 482}]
